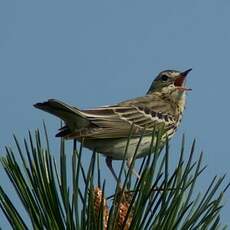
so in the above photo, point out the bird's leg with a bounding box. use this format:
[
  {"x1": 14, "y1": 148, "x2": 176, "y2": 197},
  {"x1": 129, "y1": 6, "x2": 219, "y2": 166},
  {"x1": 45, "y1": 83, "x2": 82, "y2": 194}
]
[
  {"x1": 105, "y1": 157, "x2": 119, "y2": 182},
  {"x1": 126, "y1": 159, "x2": 140, "y2": 179}
]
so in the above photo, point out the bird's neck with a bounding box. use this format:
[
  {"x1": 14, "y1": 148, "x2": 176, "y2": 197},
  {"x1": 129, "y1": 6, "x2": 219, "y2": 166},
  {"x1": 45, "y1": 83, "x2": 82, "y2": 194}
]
[
  {"x1": 162, "y1": 91, "x2": 186, "y2": 115},
  {"x1": 176, "y1": 93, "x2": 186, "y2": 113}
]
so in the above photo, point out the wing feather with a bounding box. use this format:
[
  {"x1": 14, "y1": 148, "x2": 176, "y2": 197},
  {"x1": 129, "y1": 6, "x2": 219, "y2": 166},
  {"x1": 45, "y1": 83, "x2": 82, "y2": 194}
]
[
  {"x1": 70, "y1": 109, "x2": 176, "y2": 139},
  {"x1": 57, "y1": 94, "x2": 177, "y2": 139}
]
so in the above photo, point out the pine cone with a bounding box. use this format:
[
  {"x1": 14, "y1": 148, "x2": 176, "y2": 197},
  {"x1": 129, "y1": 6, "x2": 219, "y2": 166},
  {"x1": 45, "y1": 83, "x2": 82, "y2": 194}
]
[
  {"x1": 93, "y1": 187, "x2": 109, "y2": 229},
  {"x1": 115, "y1": 191, "x2": 133, "y2": 230}
]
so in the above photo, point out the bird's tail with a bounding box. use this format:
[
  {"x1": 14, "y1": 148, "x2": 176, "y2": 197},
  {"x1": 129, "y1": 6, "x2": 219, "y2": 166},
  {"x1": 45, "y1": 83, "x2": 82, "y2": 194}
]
[{"x1": 34, "y1": 99, "x2": 90, "y2": 130}]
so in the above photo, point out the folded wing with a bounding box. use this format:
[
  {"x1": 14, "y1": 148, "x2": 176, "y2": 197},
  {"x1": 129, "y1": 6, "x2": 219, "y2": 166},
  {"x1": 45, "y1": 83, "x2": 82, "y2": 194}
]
[{"x1": 34, "y1": 97, "x2": 176, "y2": 139}]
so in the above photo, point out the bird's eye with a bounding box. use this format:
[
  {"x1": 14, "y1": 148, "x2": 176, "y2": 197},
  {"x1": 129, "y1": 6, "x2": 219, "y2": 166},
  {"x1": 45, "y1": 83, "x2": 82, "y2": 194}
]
[{"x1": 161, "y1": 74, "x2": 168, "y2": 81}]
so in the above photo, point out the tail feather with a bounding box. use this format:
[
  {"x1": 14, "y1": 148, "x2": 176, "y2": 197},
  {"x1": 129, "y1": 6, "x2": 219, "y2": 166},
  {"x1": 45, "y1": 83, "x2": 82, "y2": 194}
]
[
  {"x1": 56, "y1": 126, "x2": 72, "y2": 138},
  {"x1": 34, "y1": 99, "x2": 90, "y2": 129}
]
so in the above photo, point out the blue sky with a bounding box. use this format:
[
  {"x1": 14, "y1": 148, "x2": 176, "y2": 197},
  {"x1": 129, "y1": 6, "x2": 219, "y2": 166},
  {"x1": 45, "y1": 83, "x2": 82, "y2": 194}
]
[{"x1": 1, "y1": 0, "x2": 230, "y2": 227}]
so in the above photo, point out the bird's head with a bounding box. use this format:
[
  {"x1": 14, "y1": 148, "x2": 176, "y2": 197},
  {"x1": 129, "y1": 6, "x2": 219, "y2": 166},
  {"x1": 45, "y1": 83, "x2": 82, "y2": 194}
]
[{"x1": 147, "y1": 69, "x2": 192, "y2": 101}]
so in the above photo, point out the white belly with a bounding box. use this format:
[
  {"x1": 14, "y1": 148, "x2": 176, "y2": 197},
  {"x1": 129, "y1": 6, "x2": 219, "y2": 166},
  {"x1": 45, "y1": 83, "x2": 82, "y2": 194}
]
[{"x1": 83, "y1": 136, "x2": 160, "y2": 160}]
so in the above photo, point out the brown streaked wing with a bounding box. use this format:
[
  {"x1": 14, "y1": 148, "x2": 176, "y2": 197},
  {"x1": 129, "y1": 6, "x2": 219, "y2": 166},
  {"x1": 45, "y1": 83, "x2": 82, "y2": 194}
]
[
  {"x1": 70, "y1": 104, "x2": 176, "y2": 139},
  {"x1": 114, "y1": 105, "x2": 175, "y2": 130}
]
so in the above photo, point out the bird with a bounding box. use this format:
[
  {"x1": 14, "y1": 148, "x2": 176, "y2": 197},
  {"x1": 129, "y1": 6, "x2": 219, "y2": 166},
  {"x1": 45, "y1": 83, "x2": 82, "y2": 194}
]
[{"x1": 34, "y1": 69, "x2": 192, "y2": 180}]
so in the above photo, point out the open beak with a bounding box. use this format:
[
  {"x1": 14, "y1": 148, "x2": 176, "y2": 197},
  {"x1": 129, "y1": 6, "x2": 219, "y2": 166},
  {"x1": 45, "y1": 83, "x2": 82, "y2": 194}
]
[{"x1": 174, "y1": 68, "x2": 192, "y2": 91}]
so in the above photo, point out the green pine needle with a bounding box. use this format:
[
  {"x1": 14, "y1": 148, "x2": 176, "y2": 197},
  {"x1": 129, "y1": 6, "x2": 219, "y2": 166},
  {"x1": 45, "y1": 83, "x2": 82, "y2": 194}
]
[{"x1": 0, "y1": 124, "x2": 229, "y2": 229}]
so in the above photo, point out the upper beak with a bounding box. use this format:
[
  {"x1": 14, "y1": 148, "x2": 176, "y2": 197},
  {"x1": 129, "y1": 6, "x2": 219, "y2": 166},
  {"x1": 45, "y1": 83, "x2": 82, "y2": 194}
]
[
  {"x1": 181, "y1": 68, "x2": 192, "y2": 77},
  {"x1": 174, "y1": 68, "x2": 192, "y2": 90}
]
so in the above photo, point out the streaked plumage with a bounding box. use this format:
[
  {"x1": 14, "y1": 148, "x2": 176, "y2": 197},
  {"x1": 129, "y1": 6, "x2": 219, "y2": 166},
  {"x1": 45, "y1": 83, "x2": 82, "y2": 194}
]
[{"x1": 34, "y1": 69, "x2": 192, "y2": 178}]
